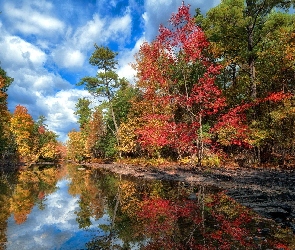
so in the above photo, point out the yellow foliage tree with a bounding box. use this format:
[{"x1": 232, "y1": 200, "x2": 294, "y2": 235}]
[
  {"x1": 117, "y1": 118, "x2": 141, "y2": 155},
  {"x1": 66, "y1": 130, "x2": 90, "y2": 162},
  {"x1": 10, "y1": 105, "x2": 34, "y2": 162}
]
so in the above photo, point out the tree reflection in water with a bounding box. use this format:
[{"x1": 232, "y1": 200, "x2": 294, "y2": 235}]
[
  {"x1": 84, "y1": 168, "x2": 295, "y2": 250},
  {"x1": 0, "y1": 166, "x2": 62, "y2": 249},
  {"x1": 67, "y1": 165, "x2": 105, "y2": 229},
  {"x1": 0, "y1": 172, "x2": 15, "y2": 249},
  {"x1": 10, "y1": 167, "x2": 60, "y2": 224}
]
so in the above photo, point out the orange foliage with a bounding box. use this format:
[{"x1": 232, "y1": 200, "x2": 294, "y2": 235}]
[{"x1": 86, "y1": 108, "x2": 105, "y2": 158}]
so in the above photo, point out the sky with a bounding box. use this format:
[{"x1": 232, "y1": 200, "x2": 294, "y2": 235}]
[
  {"x1": 0, "y1": 0, "x2": 220, "y2": 142},
  {"x1": 6, "y1": 178, "x2": 111, "y2": 249}
]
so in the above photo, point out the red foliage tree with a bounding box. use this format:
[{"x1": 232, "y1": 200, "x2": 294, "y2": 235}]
[
  {"x1": 212, "y1": 91, "x2": 293, "y2": 147},
  {"x1": 134, "y1": 3, "x2": 226, "y2": 162}
]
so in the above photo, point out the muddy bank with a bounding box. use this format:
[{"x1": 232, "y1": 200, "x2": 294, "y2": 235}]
[{"x1": 88, "y1": 163, "x2": 295, "y2": 233}]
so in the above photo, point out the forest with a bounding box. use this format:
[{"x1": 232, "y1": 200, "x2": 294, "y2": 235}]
[{"x1": 1, "y1": 0, "x2": 295, "y2": 169}]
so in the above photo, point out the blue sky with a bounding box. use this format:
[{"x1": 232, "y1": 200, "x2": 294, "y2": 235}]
[
  {"x1": 6, "y1": 178, "x2": 110, "y2": 249},
  {"x1": 0, "y1": 0, "x2": 220, "y2": 141}
]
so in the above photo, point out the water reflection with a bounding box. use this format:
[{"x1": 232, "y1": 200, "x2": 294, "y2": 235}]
[
  {"x1": 10, "y1": 168, "x2": 59, "y2": 224},
  {"x1": 0, "y1": 165, "x2": 294, "y2": 249},
  {"x1": 7, "y1": 178, "x2": 78, "y2": 249},
  {"x1": 85, "y1": 169, "x2": 295, "y2": 249}
]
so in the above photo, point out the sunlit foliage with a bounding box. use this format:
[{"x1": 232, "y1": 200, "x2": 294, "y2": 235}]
[
  {"x1": 67, "y1": 130, "x2": 90, "y2": 163},
  {"x1": 10, "y1": 105, "x2": 35, "y2": 162},
  {"x1": 9, "y1": 168, "x2": 59, "y2": 224}
]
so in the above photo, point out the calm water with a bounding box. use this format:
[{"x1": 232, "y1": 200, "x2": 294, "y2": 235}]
[{"x1": 0, "y1": 164, "x2": 294, "y2": 249}]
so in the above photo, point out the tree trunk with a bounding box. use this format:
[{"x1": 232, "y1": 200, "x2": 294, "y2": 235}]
[
  {"x1": 109, "y1": 103, "x2": 122, "y2": 158},
  {"x1": 197, "y1": 113, "x2": 204, "y2": 167},
  {"x1": 109, "y1": 103, "x2": 119, "y2": 136},
  {"x1": 247, "y1": 24, "x2": 257, "y2": 100}
]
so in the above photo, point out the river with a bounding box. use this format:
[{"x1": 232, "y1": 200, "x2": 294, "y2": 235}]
[{"x1": 0, "y1": 164, "x2": 294, "y2": 249}]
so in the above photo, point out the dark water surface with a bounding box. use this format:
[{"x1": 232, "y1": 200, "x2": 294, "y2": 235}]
[{"x1": 0, "y1": 164, "x2": 294, "y2": 249}]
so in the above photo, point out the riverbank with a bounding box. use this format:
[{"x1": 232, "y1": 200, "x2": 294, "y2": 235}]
[{"x1": 88, "y1": 162, "x2": 295, "y2": 234}]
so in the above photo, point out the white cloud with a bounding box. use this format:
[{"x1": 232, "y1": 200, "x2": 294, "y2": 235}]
[
  {"x1": 117, "y1": 36, "x2": 146, "y2": 83},
  {"x1": 106, "y1": 14, "x2": 132, "y2": 42},
  {"x1": 53, "y1": 48, "x2": 85, "y2": 69},
  {"x1": 42, "y1": 89, "x2": 92, "y2": 141},
  {"x1": 52, "y1": 11, "x2": 132, "y2": 70},
  {"x1": 73, "y1": 14, "x2": 105, "y2": 50},
  {"x1": 3, "y1": 1, "x2": 64, "y2": 36},
  {"x1": 6, "y1": 64, "x2": 72, "y2": 101},
  {"x1": 0, "y1": 36, "x2": 46, "y2": 70},
  {"x1": 74, "y1": 12, "x2": 132, "y2": 49}
]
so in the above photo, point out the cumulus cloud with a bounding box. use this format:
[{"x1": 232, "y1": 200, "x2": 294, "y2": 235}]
[
  {"x1": 117, "y1": 36, "x2": 146, "y2": 83},
  {"x1": 75, "y1": 12, "x2": 131, "y2": 50},
  {"x1": 0, "y1": 35, "x2": 46, "y2": 70},
  {"x1": 52, "y1": 10, "x2": 132, "y2": 71},
  {"x1": 52, "y1": 48, "x2": 85, "y2": 69},
  {"x1": 3, "y1": 1, "x2": 64, "y2": 37},
  {"x1": 72, "y1": 14, "x2": 105, "y2": 50},
  {"x1": 42, "y1": 89, "x2": 92, "y2": 141}
]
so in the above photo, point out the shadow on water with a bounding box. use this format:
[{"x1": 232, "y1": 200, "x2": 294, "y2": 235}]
[{"x1": 0, "y1": 164, "x2": 294, "y2": 249}]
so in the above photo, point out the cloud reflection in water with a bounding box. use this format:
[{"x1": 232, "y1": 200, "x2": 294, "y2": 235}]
[{"x1": 6, "y1": 178, "x2": 107, "y2": 250}]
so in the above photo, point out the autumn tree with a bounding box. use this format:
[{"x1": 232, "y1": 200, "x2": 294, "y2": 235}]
[
  {"x1": 100, "y1": 81, "x2": 138, "y2": 158},
  {"x1": 117, "y1": 117, "x2": 143, "y2": 157},
  {"x1": 117, "y1": 87, "x2": 167, "y2": 158},
  {"x1": 10, "y1": 105, "x2": 35, "y2": 162},
  {"x1": 133, "y1": 3, "x2": 225, "y2": 164},
  {"x1": 33, "y1": 116, "x2": 60, "y2": 162},
  {"x1": 197, "y1": 0, "x2": 295, "y2": 102},
  {"x1": 86, "y1": 107, "x2": 105, "y2": 158},
  {"x1": 0, "y1": 67, "x2": 14, "y2": 161},
  {"x1": 70, "y1": 98, "x2": 106, "y2": 161},
  {"x1": 10, "y1": 107, "x2": 60, "y2": 164},
  {"x1": 66, "y1": 130, "x2": 90, "y2": 163},
  {"x1": 197, "y1": 0, "x2": 295, "y2": 162}
]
